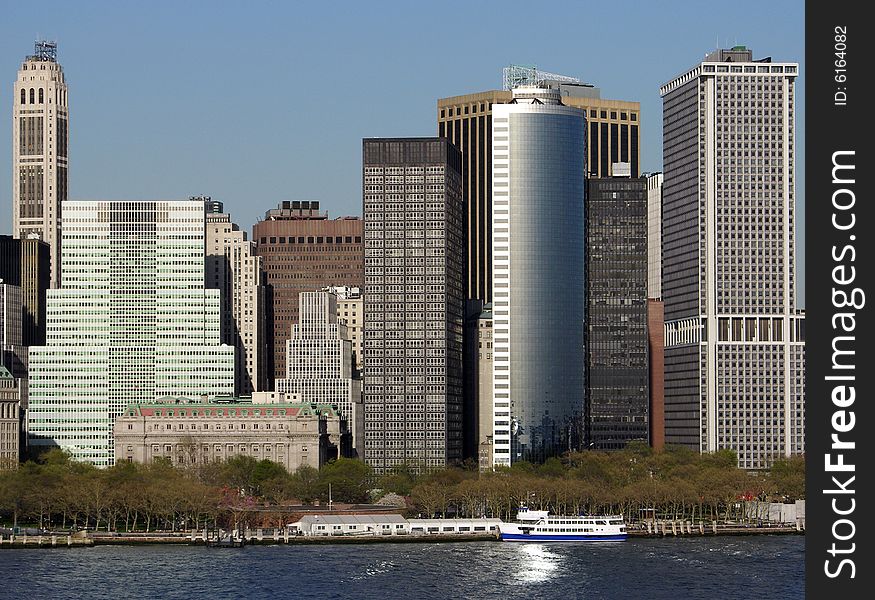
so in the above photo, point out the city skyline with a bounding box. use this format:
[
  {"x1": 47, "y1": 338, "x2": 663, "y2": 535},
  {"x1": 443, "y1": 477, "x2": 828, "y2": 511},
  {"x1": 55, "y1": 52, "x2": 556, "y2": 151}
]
[{"x1": 0, "y1": 0, "x2": 806, "y2": 303}]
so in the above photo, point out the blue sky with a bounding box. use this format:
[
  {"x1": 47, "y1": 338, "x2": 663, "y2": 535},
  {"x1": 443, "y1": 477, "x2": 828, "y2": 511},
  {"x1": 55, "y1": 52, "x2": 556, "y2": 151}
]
[{"x1": 0, "y1": 0, "x2": 805, "y2": 304}]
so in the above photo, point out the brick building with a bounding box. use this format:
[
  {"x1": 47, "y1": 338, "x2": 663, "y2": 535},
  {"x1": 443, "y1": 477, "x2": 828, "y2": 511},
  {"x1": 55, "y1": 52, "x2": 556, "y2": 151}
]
[{"x1": 253, "y1": 201, "x2": 363, "y2": 383}]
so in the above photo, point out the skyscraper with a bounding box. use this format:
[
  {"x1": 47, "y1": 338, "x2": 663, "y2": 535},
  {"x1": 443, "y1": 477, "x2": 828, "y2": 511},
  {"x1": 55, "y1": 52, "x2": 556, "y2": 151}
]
[
  {"x1": 204, "y1": 201, "x2": 268, "y2": 395},
  {"x1": 28, "y1": 200, "x2": 234, "y2": 465},
  {"x1": 253, "y1": 202, "x2": 363, "y2": 384},
  {"x1": 0, "y1": 284, "x2": 23, "y2": 349},
  {"x1": 660, "y1": 47, "x2": 805, "y2": 469},
  {"x1": 645, "y1": 173, "x2": 665, "y2": 450},
  {"x1": 646, "y1": 173, "x2": 664, "y2": 299},
  {"x1": 12, "y1": 41, "x2": 68, "y2": 288},
  {"x1": 0, "y1": 235, "x2": 51, "y2": 347},
  {"x1": 491, "y1": 87, "x2": 586, "y2": 467},
  {"x1": 438, "y1": 65, "x2": 640, "y2": 302},
  {"x1": 327, "y1": 285, "x2": 364, "y2": 376},
  {"x1": 276, "y1": 291, "x2": 361, "y2": 455},
  {"x1": 362, "y1": 138, "x2": 464, "y2": 473},
  {"x1": 462, "y1": 301, "x2": 493, "y2": 470},
  {"x1": 585, "y1": 171, "x2": 649, "y2": 449},
  {"x1": 0, "y1": 281, "x2": 24, "y2": 383}
]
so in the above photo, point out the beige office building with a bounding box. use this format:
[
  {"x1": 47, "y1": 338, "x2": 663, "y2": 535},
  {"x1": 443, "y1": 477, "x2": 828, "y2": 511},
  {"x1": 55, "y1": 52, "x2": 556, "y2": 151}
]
[
  {"x1": 12, "y1": 41, "x2": 69, "y2": 288},
  {"x1": 328, "y1": 286, "x2": 363, "y2": 375},
  {"x1": 438, "y1": 66, "x2": 640, "y2": 302},
  {"x1": 204, "y1": 200, "x2": 268, "y2": 395},
  {"x1": 475, "y1": 305, "x2": 493, "y2": 471},
  {"x1": 0, "y1": 366, "x2": 20, "y2": 469},
  {"x1": 114, "y1": 397, "x2": 348, "y2": 471}
]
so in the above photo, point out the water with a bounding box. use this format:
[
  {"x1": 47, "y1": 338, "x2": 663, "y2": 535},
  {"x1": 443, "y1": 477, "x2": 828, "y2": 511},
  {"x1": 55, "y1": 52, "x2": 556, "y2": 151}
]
[{"x1": 0, "y1": 536, "x2": 803, "y2": 599}]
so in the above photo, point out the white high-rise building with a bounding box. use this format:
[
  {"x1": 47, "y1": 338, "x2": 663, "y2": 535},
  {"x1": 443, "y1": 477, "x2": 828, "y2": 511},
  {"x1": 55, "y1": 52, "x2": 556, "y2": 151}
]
[
  {"x1": 491, "y1": 86, "x2": 586, "y2": 467},
  {"x1": 28, "y1": 200, "x2": 235, "y2": 465},
  {"x1": 326, "y1": 286, "x2": 363, "y2": 376},
  {"x1": 12, "y1": 41, "x2": 69, "y2": 288},
  {"x1": 660, "y1": 47, "x2": 805, "y2": 469},
  {"x1": 276, "y1": 291, "x2": 360, "y2": 450},
  {"x1": 646, "y1": 172, "x2": 663, "y2": 299},
  {"x1": 204, "y1": 201, "x2": 267, "y2": 395}
]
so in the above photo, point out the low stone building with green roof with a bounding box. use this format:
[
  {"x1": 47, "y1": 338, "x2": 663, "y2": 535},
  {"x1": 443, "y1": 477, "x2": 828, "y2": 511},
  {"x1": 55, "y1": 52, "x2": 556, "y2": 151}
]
[{"x1": 113, "y1": 396, "x2": 350, "y2": 471}]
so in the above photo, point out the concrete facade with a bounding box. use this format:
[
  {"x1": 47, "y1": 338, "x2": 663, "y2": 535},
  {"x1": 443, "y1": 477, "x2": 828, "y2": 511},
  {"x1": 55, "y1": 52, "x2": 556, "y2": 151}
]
[
  {"x1": 328, "y1": 286, "x2": 364, "y2": 376},
  {"x1": 647, "y1": 299, "x2": 665, "y2": 450},
  {"x1": 646, "y1": 173, "x2": 664, "y2": 300},
  {"x1": 362, "y1": 138, "x2": 465, "y2": 473},
  {"x1": 114, "y1": 398, "x2": 347, "y2": 471},
  {"x1": 253, "y1": 202, "x2": 364, "y2": 384},
  {"x1": 276, "y1": 291, "x2": 361, "y2": 455},
  {"x1": 28, "y1": 200, "x2": 235, "y2": 466},
  {"x1": 660, "y1": 48, "x2": 804, "y2": 468},
  {"x1": 12, "y1": 42, "x2": 68, "y2": 288},
  {"x1": 205, "y1": 204, "x2": 268, "y2": 395},
  {"x1": 0, "y1": 366, "x2": 20, "y2": 468}
]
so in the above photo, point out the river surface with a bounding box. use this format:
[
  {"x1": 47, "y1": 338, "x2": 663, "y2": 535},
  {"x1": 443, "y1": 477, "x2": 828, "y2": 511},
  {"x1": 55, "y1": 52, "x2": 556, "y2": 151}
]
[{"x1": 0, "y1": 536, "x2": 803, "y2": 599}]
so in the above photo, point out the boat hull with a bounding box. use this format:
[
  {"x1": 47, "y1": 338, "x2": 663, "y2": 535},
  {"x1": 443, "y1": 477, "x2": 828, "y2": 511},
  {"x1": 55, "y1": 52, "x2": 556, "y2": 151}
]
[{"x1": 499, "y1": 533, "x2": 627, "y2": 542}]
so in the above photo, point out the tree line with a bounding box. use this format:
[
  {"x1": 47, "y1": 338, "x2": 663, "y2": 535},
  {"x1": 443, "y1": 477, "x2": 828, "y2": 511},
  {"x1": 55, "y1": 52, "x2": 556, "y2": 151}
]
[{"x1": 0, "y1": 444, "x2": 804, "y2": 532}]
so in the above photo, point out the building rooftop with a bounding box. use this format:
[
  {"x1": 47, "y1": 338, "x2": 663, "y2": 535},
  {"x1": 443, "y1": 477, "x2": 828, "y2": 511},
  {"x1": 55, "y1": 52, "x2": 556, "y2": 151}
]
[
  {"x1": 296, "y1": 514, "x2": 408, "y2": 525},
  {"x1": 26, "y1": 40, "x2": 57, "y2": 62},
  {"x1": 0, "y1": 365, "x2": 15, "y2": 381},
  {"x1": 121, "y1": 397, "x2": 341, "y2": 418}
]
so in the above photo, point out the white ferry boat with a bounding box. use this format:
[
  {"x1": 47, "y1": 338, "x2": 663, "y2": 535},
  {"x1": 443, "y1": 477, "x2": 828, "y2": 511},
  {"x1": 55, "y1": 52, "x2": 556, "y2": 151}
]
[{"x1": 497, "y1": 507, "x2": 627, "y2": 542}]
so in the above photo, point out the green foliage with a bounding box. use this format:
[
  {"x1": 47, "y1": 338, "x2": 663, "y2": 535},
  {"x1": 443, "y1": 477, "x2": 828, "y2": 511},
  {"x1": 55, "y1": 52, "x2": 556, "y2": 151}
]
[
  {"x1": 404, "y1": 448, "x2": 805, "y2": 522},
  {"x1": 289, "y1": 465, "x2": 320, "y2": 504},
  {"x1": 378, "y1": 464, "x2": 417, "y2": 496},
  {"x1": 767, "y1": 455, "x2": 806, "y2": 501},
  {"x1": 0, "y1": 448, "x2": 806, "y2": 530},
  {"x1": 318, "y1": 458, "x2": 373, "y2": 504},
  {"x1": 539, "y1": 457, "x2": 565, "y2": 478}
]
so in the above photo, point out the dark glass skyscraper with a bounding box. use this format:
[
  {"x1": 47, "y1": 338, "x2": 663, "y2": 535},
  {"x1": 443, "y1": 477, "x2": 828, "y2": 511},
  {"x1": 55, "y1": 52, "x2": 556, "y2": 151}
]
[
  {"x1": 362, "y1": 138, "x2": 465, "y2": 473},
  {"x1": 585, "y1": 175, "x2": 650, "y2": 449}
]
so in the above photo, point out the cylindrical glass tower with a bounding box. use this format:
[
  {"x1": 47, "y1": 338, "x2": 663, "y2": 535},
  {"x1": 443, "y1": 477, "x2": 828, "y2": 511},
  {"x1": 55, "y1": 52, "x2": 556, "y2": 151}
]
[{"x1": 491, "y1": 86, "x2": 586, "y2": 466}]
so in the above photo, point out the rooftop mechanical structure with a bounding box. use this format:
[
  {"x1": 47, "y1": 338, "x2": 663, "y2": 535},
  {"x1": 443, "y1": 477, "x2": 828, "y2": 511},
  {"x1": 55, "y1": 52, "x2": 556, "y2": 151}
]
[
  {"x1": 502, "y1": 64, "x2": 581, "y2": 91},
  {"x1": 28, "y1": 40, "x2": 57, "y2": 62}
]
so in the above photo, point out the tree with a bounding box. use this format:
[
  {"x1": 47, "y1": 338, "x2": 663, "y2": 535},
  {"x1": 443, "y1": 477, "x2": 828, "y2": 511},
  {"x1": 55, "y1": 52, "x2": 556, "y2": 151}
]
[
  {"x1": 289, "y1": 465, "x2": 320, "y2": 504},
  {"x1": 378, "y1": 464, "x2": 417, "y2": 496},
  {"x1": 410, "y1": 482, "x2": 449, "y2": 518},
  {"x1": 318, "y1": 458, "x2": 373, "y2": 504},
  {"x1": 252, "y1": 460, "x2": 287, "y2": 496},
  {"x1": 221, "y1": 455, "x2": 259, "y2": 494},
  {"x1": 768, "y1": 455, "x2": 805, "y2": 501}
]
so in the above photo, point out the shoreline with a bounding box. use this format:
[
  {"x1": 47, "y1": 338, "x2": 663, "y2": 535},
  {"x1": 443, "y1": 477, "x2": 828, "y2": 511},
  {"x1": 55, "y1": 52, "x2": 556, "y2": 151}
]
[{"x1": 0, "y1": 526, "x2": 803, "y2": 549}]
